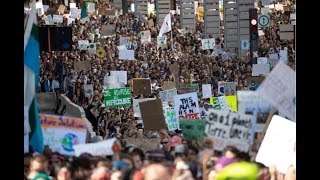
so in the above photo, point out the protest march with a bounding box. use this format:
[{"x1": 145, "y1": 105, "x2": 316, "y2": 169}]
[{"x1": 24, "y1": 0, "x2": 296, "y2": 179}]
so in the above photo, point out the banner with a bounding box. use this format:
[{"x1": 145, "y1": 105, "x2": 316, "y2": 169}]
[
  {"x1": 255, "y1": 115, "x2": 296, "y2": 174},
  {"x1": 180, "y1": 119, "x2": 206, "y2": 140},
  {"x1": 218, "y1": 81, "x2": 236, "y2": 95},
  {"x1": 103, "y1": 88, "x2": 131, "y2": 107},
  {"x1": 205, "y1": 110, "x2": 253, "y2": 152},
  {"x1": 159, "y1": 88, "x2": 177, "y2": 104},
  {"x1": 126, "y1": 138, "x2": 159, "y2": 152},
  {"x1": 140, "y1": 30, "x2": 151, "y2": 44},
  {"x1": 110, "y1": 71, "x2": 127, "y2": 85},
  {"x1": 73, "y1": 138, "x2": 117, "y2": 157},
  {"x1": 119, "y1": 50, "x2": 135, "y2": 60},
  {"x1": 164, "y1": 107, "x2": 179, "y2": 131},
  {"x1": 140, "y1": 99, "x2": 167, "y2": 131},
  {"x1": 174, "y1": 92, "x2": 200, "y2": 120},
  {"x1": 132, "y1": 98, "x2": 156, "y2": 117},
  {"x1": 258, "y1": 62, "x2": 296, "y2": 121},
  {"x1": 202, "y1": 84, "x2": 212, "y2": 98},
  {"x1": 133, "y1": 78, "x2": 151, "y2": 96},
  {"x1": 40, "y1": 114, "x2": 87, "y2": 156}
]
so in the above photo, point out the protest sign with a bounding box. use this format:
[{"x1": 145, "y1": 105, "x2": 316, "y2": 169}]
[
  {"x1": 126, "y1": 138, "x2": 159, "y2": 152},
  {"x1": 132, "y1": 98, "x2": 156, "y2": 117},
  {"x1": 268, "y1": 53, "x2": 278, "y2": 60},
  {"x1": 74, "y1": 60, "x2": 91, "y2": 72},
  {"x1": 43, "y1": 5, "x2": 49, "y2": 12},
  {"x1": 58, "y1": 4, "x2": 66, "y2": 14},
  {"x1": 53, "y1": 15, "x2": 63, "y2": 23},
  {"x1": 148, "y1": 19, "x2": 154, "y2": 27},
  {"x1": 260, "y1": 7, "x2": 270, "y2": 15},
  {"x1": 180, "y1": 119, "x2": 206, "y2": 140},
  {"x1": 159, "y1": 88, "x2": 177, "y2": 104},
  {"x1": 157, "y1": 36, "x2": 167, "y2": 49},
  {"x1": 133, "y1": 78, "x2": 151, "y2": 96},
  {"x1": 44, "y1": 15, "x2": 53, "y2": 25},
  {"x1": 70, "y1": 8, "x2": 79, "y2": 19},
  {"x1": 258, "y1": 62, "x2": 296, "y2": 121},
  {"x1": 104, "y1": 76, "x2": 121, "y2": 89},
  {"x1": 258, "y1": 30, "x2": 265, "y2": 36},
  {"x1": 164, "y1": 107, "x2": 179, "y2": 131},
  {"x1": 110, "y1": 71, "x2": 127, "y2": 85},
  {"x1": 210, "y1": 96, "x2": 229, "y2": 111},
  {"x1": 205, "y1": 110, "x2": 253, "y2": 152},
  {"x1": 140, "y1": 30, "x2": 151, "y2": 44},
  {"x1": 210, "y1": 97, "x2": 222, "y2": 110},
  {"x1": 202, "y1": 84, "x2": 212, "y2": 98},
  {"x1": 119, "y1": 37, "x2": 128, "y2": 46},
  {"x1": 103, "y1": 88, "x2": 131, "y2": 107},
  {"x1": 199, "y1": 107, "x2": 207, "y2": 120},
  {"x1": 73, "y1": 138, "x2": 117, "y2": 157},
  {"x1": 261, "y1": 0, "x2": 270, "y2": 6},
  {"x1": 87, "y1": 2, "x2": 95, "y2": 14},
  {"x1": 67, "y1": 18, "x2": 75, "y2": 25},
  {"x1": 162, "y1": 81, "x2": 176, "y2": 90},
  {"x1": 174, "y1": 92, "x2": 200, "y2": 120},
  {"x1": 117, "y1": 45, "x2": 127, "y2": 50},
  {"x1": 83, "y1": 84, "x2": 94, "y2": 98},
  {"x1": 88, "y1": 43, "x2": 96, "y2": 54},
  {"x1": 255, "y1": 115, "x2": 296, "y2": 173},
  {"x1": 176, "y1": 83, "x2": 199, "y2": 94},
  {"x1": 252, "y1": 64, "x2": 270, "y2": 76},
  {"x1": 140, "y1": 99, "x2": 167, "y2": 131},
  {"x1": 70, "y1": 3, "x2": 76, "y2": 8},
  {"x1": 218, "y1": 81, "x2": 236, "y2": 95},
  {"x1": 225, "y1": 95, "x2": 238, "y2": 112},
  {"x1": 119, "y1": 50, "x2": 135, "y2": 60},
  {"x1": 40, "y1": 114, "x2": 87, "y2": 156},
  {"x1": 279, "y1": 49, "x2": 288, "y2": 64},
  {"x1": 257, "y1": 57, "x2": 268, "y2": 64},
  {"x1": 201, "y1": 38, "x2": 215, "y2": 50}
]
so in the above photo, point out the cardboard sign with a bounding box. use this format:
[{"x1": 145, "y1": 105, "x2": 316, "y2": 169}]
[
  {"x1": 202, "y1": 84, "x2": 212, "y2": 98},
  {"x1": 159, "y1": 88, "x2": 177, "y2": 104},
  {"x1": 83, "y1": 84, "x2": 94, "y2": 98},
  {"x1": 162, "y1": 81, "x2": 176, "y2": 90},
  {"x1": 133, "y1": 78, "x2": 151, "y2": 96},
  {"x1": 74, "y1": 60, "x2": 91, "y2": 72},
  {"x1": 119, "y1": 50, "x2": 135, "y2": 60},
  {"x1": 40, "y1": 114, "x2": 87, "y2": 156},
  {"x1": 148, "y1": 19, "x2": 154, "y2": 27},
  {"x1": 126, "y1": 138, "x2": 159, "y2": 152},
  {"x1": 252, "y1": 64, "x2": 270, "y2": 76},
  {"x1": 103, "y1": 88, "x2": 131, "y2": 107},
  {"x1": 180, "y1": 119, "x2": 206, "y2": 140},
  {"x1": 133, "y1": 98, "x2": 156, "y2": 117},
  {"x1": 255, "y1": 115, "x2": 296, "y2": 173},
  {"x1": 139, "y1": 99, "x2": 167, "y2": 131},
  {"x1": 164, "y1": 107, "x2": 179, "y2": 131},
  {"x1": 73, "y1": 138, "x2": 117, "y2": 157},
  {"x1": 258, "y1": 62, "x2": 296, "y2": 121},
  {"x1": 174, "y1": 92, "x2": 200, "y2": 120},
  {"x1": 110, "y1": 71, "x2": 128, "y2": 85},
  {"x1": 205, "y1": 110, "x2": 253, "y2": 152},
  {"x1": 58, "y1": 4, "x2": 67, "y2": 14},
  {"x1": 101, "y1": 25, "x2": 115, "y2": 36},
  {"x1": 218, "y1": 81, "x2": 236, "y2": 95}
]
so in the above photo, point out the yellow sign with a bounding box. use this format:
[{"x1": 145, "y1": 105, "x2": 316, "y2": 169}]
[
  {"x1": 96, "y1": 48, "x2": 106, "y2": 58},
  {"x1": 225, "y1": 95, "x2": 238, "y2": 112}
]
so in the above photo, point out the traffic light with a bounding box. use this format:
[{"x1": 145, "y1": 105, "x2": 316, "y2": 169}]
[{"x1": 249, "y1": 8, "x2": 259, "y2": 63}]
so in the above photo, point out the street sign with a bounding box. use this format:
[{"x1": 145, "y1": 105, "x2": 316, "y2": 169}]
[
  {"x1": 258, "y1": 15, "x2": 270, "y2": 28},
  {"x1": 241, "y1": 40, "x2": 250, "y2": 50}
]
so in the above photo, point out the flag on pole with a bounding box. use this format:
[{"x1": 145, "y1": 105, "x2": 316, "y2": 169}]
[
  {"x1": 159, "y1": 14, "x2": 172, "y2": 37},
  {"x1": 24, "y1": 0, "x2": 43, "y2": 154}
]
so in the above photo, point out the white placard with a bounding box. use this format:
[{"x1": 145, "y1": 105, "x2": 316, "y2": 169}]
[
  {"x1": 202, "y1": 84, "x2": 212, "y2": 98},
  {"x1": 44, "y1": 15, "x2": 53, "y2": 25},
  {"x1": 258, "y1": 30, "x2": 265, "y2": 36},
  {"x1": 119, "y1": 50, "x2": 135, "y2": 60},
  {"x1": 83, "y1": 84, "x2": 94, "y2": 98},
  {"x1": 78, "y1": 40, "x2": 89, "y2": 50},
  {"x1": 201, "y1": 38, "x2": 215, "y2": 50},
  {"x1": 88, "y1": 43, "x2": 96, "y2": 54},
  {"x1": 70, "y1": 3, "x2": 77, "y2": 8},
  {"x1": 70, "y1": 8, "x2": 79, "y2": 19},
  {"x1": 279, "y1": 49, "x2": 288, "y2": 64},
  {"x1": 73, "y1": 138, "x2": 117, "y2": 157},
  {"x1": 87, "y1": 3, "x2": 95, "y2": 14},
  {"x1": 174, "y1": 92, "x2": 200, "y2": 120},
  {"x1": 269, "y1": 53, "x2": 278, "y2": 60},
  {"x1": 141, "y1": 30, "x2": 151, "y2": 44},
  {"x1": 53, "y1": 15, "x2": 63, "y2": 23},
  {"x1": 257, "y1": 62, "x2": 296, "y2": 121},
  {"x1": 205, "y1": 109, "x2": 253, "y2": 152},
  {"x1": 43, "y1": 5, "x2": 49, "y2": 12},
  {"x1": 133, "y1": 98, "x2": 156, "y2": 117},
  {"x1": 260, "y1": 7, "x2": 270, "y2": 15},
  {"x1": 290, "y1": 13, "x2": 296, "y2": 20},
  {"x1": 117, "y1": 45, "x2": 127, "y2": 50},
  {"x1": 252, "y1": 64, "x2": 270, "y2": 76},
  {"x1": 256, "y1": 115, "x2": 296, "y2": 173},
  {"x1": 164, "y1": 107, "x2": 179, "y2": 131},
  {"x1": 110, "y1": 71, "x2": 128, "y2": 85},
  {"x1": 67, "y1": 18, "x2": 75, "y2": 25},
  {"x1": 218, "y1": 81, "x2": 236, "y2": 95},
  {"x1": 119, "y1": 36, "x2": 128, "y2": 46},
  {"x1": 157, "y1": 36, "x2": 167, "y2": 49},
  {"x1": 257, "y1": 57, "x2": 268, "y2": 64},
  {"x1": 159, "y1": 88, "x2": 177, "y2": 104}
]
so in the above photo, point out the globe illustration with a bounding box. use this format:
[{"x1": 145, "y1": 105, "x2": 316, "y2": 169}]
[{"x1": 61, "y1": 133, "x2": 79, "y2": 152}]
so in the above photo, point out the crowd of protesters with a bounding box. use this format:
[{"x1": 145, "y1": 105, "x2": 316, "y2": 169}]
[{"x1": 25, "y1": 0, "x2": 296, "y2": 179}]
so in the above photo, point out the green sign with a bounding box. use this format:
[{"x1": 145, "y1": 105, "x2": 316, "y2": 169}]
[
  {"x1": 258, "y1": 15, "x2": 270, "y2": 28},
  {"x1": 103, "y1": 88, "x2": 131, "y2": 107},
  {"x1": 179, "y1": 119, "x2": 206, "y2": 140}
]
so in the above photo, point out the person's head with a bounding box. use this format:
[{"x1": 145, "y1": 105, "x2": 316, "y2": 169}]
[
  {"x1": 224, "y1": 146, "x2": 240, "y2": 159},
  {"x1": 91, "y1": 166, "x2": 111, "y2": 180},
  {"x1": 30, "y1": 155, "x2": 49, "y2": 174},
  {"x1": 56, "y1": 165, "x2": 72, "y2": 180},
  {"x1": 143, "y1": 164, "x2": 171, "y2": 180},
  {"x1": 160, "y1": 138, "x2": 171, "y2": 151},
  {"x1": 187, "y1": 145, "x2": 199, "y2": 163},
  {"x1": 174, "y1": 144, "x2": 188, "y2": 161},
  {"x1": 130, "y1": 148, "x2": 145, "y2": 170}
]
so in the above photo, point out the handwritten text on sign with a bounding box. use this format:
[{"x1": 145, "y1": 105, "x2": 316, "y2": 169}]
[
  {"x1": 164, "y1": 108, "x2": 179, "y2": 131},
  {"x1": 174, "y1": 92, "x2": 200, "y2": 120},
  {"x1": 205, "y1": 109, "x2": 253, "y2": 152}
]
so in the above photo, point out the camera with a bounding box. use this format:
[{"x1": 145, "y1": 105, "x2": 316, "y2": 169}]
[{"x1": 206, "y1": 160, "x2": 215, "y2": 169}]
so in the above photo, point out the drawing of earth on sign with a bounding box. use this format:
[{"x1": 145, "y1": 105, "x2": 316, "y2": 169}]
[{"x1": 61, "y1": 133, "x2": 79, "y2": 152}]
